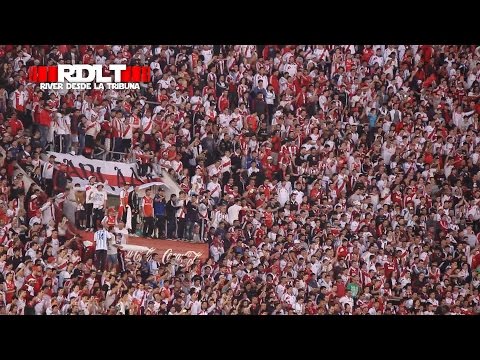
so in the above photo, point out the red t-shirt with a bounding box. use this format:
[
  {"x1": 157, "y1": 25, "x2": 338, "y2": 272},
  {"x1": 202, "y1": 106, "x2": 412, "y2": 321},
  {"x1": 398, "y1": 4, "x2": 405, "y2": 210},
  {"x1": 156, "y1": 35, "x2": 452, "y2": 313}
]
[
  {"x1": 246, "y1": 115, "x2": 258, "y2": 132},
  {"x1": 38, "y1": 109, "x2": 52, "y2": 127},
  {"x1": 7, "y1": 118, "x2": 23, "y2": 136},
  {"x1": 143, "y1": 196, "x2": 154, "y2": 217},
  {"x1": 384, "y1": 262, "x2": 395, "y2": 279},
  {"x1": 336, "y1": 282, "x2": 346, "y2": 298},
  {"x1": 336, "y1": 246, "x2": 348, "y2": 259},
  {"x1": 471, "y1": 252, "x2": 480, "y2": 270},
  {"x1": 271, "y1": 135, "x2": 281, "y2": 152},
  {"x1": 424, "y1": 152, "x2": 433, "y2": 165},
  {"x1": 264, "y1": 211, "x2": 273, "y2": 228},
  {"x1": 82, "y1": 53, "x2": 92, "y2": 64}
]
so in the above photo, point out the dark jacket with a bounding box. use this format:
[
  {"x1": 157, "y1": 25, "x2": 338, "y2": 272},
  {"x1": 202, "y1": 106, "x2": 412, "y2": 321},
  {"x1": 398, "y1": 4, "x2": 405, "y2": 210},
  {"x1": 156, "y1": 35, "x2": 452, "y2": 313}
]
[
  {"x1": 153, "y1": 195, "x2": 166, "y2": 216},
  {"x1": 128, "y1": 191, "x2": 139, "y2": 213},
  {"x1": 166, "y1": 200, "x2": 178, "y2": 219},
  {"x1": 185, "y1": 200, "x2": 199, "y2": 222},
  {"x1": 53, "y1": 170, "x2": 71, "y2": 194},
  {"x1": 254, "y1": 98, "x2": 267, "y2": 117}
]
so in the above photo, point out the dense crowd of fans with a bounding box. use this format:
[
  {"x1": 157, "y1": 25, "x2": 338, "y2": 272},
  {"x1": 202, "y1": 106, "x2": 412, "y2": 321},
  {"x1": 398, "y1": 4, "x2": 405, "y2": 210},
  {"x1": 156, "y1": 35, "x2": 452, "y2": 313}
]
[{"x1": 1, "y1": 44, "x2": 480, "y2": 315}]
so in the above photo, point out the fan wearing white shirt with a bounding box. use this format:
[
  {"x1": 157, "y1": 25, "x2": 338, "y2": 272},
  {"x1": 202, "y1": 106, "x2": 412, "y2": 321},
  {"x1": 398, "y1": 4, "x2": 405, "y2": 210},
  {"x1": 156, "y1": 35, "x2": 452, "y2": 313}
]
[
  {"x1": 389, "y1": 104, "x2": 402, "y2": 123},
  {"x1": 41, "y1": 155, "x2": 56, "y2": 197},
  {"x1": 158, "y1": 74, "x2": 170, "y2": 90},
  {"x1": 13, "y1": 50, "x2": 32, "y2": 71},
  {"x1": 54, "y1": 112, "x2": 72, "y2": 153},
  {"x1": 284, "y1": 58, "x2": 298, "y2": 77},
  {"x1": 253, "y1": 69, "x2": 268, "y2": 90},
  {"x1": 90, "y1": 183, "x2": 108, "y2": 231},
  {"x1": 452, "y1": 106, "x2": 475, "y2": 130},
  {"x1": 201, "y1": 46, "x2": 214, "y2": 65},
  {"x1": 218, "y1": 109, "x2": 231, "y2": 128},
  {"x1": 93, "y1": 224, "x2": 112, "y2": 272},
  {"x1": 369, "y1": 48, "x2": 385, "y2": 67},
  {"x1": 189, "y1": 292, "x2": 202, "y2": 315},
  {"x1": 281, "y1": 287, "x2": 297, "y2": 307},
  {"x1": 318, "y1": 90, "x2": 329, "y2": 112},
  {"x1": 227, "y1": 198, "x2": 242, "y2": 224},
  {"x1": 339, "y1": 291, "x2": 354, "y2": 310},
  {"x1": 207, "y1": 175, "x2": 222, "y2": 205},
  {"x1": 247, "y1": 161, "x2": 260, "y2": 177},
  {"x1": 95, "y1": 51, "x2": 106, "y2": 65},
  {"x1": 210, "y1": 242, "x2": 224, "y2": 262},
  {"x1": 150, "y1": 58, "x2": 162, "y2": 74}
]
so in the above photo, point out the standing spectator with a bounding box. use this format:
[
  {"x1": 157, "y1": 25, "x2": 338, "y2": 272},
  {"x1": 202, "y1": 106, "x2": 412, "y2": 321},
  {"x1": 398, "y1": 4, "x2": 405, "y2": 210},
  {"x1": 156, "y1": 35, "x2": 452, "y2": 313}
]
[
  {"x1": 184, "y1": 194, "x2": 199, "y2": 241},
  {"x1": 37, "y1": 104, "x2": 53, "y2": 149},
  {"x1": 93, "y1": 224, "x2": 112, "y2": 272},
  {"x1": 106, "y1": 229, "x2": 121, "y2": 272},
  {"x1": 265, "y1": 85, "x2": 276, "y2": 125},
  {"x1": 166, "y1": 194, "x2": 179, "y2": 239},
  {"x1": 73, "y1": 184, "x2": 85, "y2": 229},
  {"x1": 127, "y1": 186, "x2": 140, "y2": 235},
  {"x1": 54, "y1": 109, "x2": 72, "y2": 154},
  {"x1": 52, "y1": 164, "x2": 70, "y2": 194},
  {"x1": 40, "y1": 155, "x2": 55, "y2": 197},
  {"x1": 84, "y1": 176, "x2": 97, "y2": 231},
  {"x1": 10, "y1": 84, "x2": 28, "y2": 125},
  {"x1": 176, "y1": 191, "x2": 187, "y2": 239},
  {"x1": 253, "y1": 93, "x2": 268, "y2": 121},
  {"x1": 0, "y1": 86, "x2": 8, "y2": 115},
  {"x1": 6, "y1": 112, "x2": 23, "y2": 137},
  {"x1": 70, "y1": 108, "x2": 81, "y2": 155},
  {"x1": 153, "y1": 188, "x2": 166, "y2": 239},
  {"x1": 90, "y1": 183, "x2": 107, "y2": 231},
  {"x1": 141, "y1": 188, "x2": 154, "y2": 237},
  {"x1": 84, "y1": 114, "x2": 100, "y2": 158}
]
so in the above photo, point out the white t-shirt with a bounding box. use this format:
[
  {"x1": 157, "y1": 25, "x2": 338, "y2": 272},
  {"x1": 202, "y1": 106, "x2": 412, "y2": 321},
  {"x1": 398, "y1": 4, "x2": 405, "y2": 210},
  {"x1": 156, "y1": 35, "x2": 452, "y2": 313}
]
[
  {"x1": 190, "y1": 300, "x2": 202, "y2": 315},
  {"x1": 227, "y1": 204, "x2": 242, "y2": 224},
  {"x1": 107, "y1": 235, "x2": 119, "y2": 255},
  {"x1": 113, "y1": 227, "x2": 128, "y2": 245},
  {"x1": 91, "y1": 189, "x2": 107, "y2": 209},
  {"x1": 201, "y1": 48, "x2": 213, "y2": 65},
  {"x1": 284, "y1": 63, "x2": 298, "y2": 77},
  {"x1": 339, "y1": 295, "x2": 354, "y2": 309},
  {"x1": 265, "y1": 90, "x2": 275, "y2": 105}
]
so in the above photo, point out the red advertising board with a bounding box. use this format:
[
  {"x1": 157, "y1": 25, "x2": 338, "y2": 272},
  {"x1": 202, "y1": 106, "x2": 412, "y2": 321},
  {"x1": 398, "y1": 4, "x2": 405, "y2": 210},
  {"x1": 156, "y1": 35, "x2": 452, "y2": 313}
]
[{"x1": 77, "y1": 230, "x2": 209, "y2": 267}]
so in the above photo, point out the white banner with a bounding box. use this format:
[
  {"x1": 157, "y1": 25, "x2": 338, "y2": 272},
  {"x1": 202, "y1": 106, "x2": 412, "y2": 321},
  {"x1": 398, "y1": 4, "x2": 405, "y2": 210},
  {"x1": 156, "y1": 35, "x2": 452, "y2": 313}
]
[{"x1": 48, "y1": 151, "x2": 164, "y2": 196}]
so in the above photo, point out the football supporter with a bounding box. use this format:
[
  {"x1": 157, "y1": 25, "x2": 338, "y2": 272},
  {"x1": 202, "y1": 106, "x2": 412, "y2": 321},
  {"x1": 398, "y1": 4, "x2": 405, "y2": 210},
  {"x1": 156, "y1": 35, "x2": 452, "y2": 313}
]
[{"x1": 0, "y1": 44, "x2": 479, "y2": 315}]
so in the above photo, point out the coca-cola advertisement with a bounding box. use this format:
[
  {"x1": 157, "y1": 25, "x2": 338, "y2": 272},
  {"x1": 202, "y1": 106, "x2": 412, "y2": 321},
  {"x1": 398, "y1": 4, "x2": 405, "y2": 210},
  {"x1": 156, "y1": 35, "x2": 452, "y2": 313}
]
[
  {"x1": 122, "y1": 243, "x2": 207, "y2": 267},
  {"x1": 80, "y1": 229, "x2": 208, "y2": 266}
]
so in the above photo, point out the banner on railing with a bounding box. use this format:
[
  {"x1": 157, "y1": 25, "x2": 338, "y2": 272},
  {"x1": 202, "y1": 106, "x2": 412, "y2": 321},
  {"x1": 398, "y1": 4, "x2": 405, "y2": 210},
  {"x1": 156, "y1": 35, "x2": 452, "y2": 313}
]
[
  {"x1": 80, "y1": 231, "x2": 208, "y2": 266},
  {"x1": 48, "y1": 151, "x2": 164, "y2": 196}
]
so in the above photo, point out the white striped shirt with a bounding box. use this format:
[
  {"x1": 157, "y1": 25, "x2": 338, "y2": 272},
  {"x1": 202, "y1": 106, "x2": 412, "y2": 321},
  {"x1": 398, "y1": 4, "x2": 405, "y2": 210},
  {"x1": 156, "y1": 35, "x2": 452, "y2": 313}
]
[
  {"x1": 94, "y1": 229, "x2": 112, "y2": 251},
  {"x1": 55, "y1": 114, "x2": 71, "y2": 135}
]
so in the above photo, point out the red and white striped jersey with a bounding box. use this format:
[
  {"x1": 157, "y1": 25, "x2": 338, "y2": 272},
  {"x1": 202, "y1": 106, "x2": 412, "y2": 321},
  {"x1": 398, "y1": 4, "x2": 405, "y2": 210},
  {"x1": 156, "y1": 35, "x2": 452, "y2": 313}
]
[
  {"x1": 207, "y1": 71, "x2": 217, "y2": 85},
  {"x1": 141, "y1": 116, "x2": 153, "y2": 135},
  {"x1": 171, "y1": 160, "x2": 184, "y2": 174},
  {"x1": 122, "y1": 118, "x2": 133, "y2": 139},
  {"x1": 112, "y1": 117, "x2": 124, "y2": 138},
  {"x1": 11, "y1": 90, "x2": 28, "y2": 112}
]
